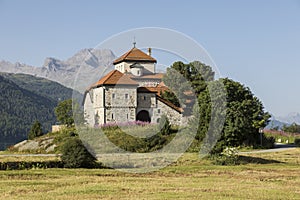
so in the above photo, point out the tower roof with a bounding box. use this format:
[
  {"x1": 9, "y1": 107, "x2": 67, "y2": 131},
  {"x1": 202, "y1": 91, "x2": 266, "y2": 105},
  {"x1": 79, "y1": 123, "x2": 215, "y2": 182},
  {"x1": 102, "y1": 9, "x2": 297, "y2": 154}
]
[
  {"x1": 113, "y1": 47, "x2": 157, "y2": 65},
  {"x1": 92, "y1": 70, "x2": 138, "y2": 87}
]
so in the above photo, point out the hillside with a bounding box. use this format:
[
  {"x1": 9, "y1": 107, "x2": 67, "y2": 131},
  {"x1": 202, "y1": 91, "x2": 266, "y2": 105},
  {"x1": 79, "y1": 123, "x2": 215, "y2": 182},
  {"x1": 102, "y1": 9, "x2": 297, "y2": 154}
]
[
  {"x1": 0, "y1": 73, "x2": 74, "y2": 150},
  {"x1": 0, "y1": 73, "x2": 73, "y2": 101}
]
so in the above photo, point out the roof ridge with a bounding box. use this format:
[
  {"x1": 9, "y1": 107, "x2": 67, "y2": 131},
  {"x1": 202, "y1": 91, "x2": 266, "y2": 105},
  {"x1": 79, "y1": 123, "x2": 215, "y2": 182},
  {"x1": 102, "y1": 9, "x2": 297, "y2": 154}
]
[{"x1": 113, "y1": 47, "x2": 157, "y2": 65}]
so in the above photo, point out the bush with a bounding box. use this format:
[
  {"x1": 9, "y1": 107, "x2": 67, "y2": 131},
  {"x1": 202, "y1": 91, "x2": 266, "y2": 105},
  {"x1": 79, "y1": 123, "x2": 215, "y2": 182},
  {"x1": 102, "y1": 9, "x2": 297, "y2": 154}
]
[
  {"x1": 294, "y1": 138, "x2": 300, "y2": 147},
  {"x1": 60, "y1": 138, "x2": 97, "y2": 168},
  {"x1": 159, "y1": 115, "x2": 171, "y2": 135},
  {"x1": 262, "y1": 135, "x2": 275, "y2": 149},
  {"x1": 211, "y1": 147, "x2": 239, "y2": 165},
  {"x1": 28, "y1": 120, "x2": 43, "y2": 140}
]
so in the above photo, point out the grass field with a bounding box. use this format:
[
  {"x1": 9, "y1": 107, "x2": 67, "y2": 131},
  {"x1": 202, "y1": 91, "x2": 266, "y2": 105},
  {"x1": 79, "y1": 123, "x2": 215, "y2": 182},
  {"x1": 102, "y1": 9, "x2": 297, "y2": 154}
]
[{"x1": 0, "y1": 149, "x2": 299, "y2": 199}]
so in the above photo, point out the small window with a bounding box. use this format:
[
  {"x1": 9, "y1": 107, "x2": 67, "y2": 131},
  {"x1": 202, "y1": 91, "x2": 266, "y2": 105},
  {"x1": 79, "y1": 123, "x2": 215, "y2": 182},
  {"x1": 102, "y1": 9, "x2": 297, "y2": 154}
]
[
  {"x1": 157, "y1": 109, "x2": 161, "y2": 114},
  {"x1": 127, "y1": 113, "x2": 129, "y2": 119},
  {"x1": 125, "y1": 94, "x2": 129, "y2": 99},
  {"x1": 157, "y1": 118, "x2": 160, "y2": 123},
  {"x1": 112, "y1": 113, "x2": 114, "y2": 119},
  {"x1": 143, "y1": 96, "x2": 146, "y2": 100},
  {"x1": 137, "y1": 70, "x2": 140, "y2": 75},
  {"x1": 112, "y1": 93, "x2": 115, "y2": 99}
]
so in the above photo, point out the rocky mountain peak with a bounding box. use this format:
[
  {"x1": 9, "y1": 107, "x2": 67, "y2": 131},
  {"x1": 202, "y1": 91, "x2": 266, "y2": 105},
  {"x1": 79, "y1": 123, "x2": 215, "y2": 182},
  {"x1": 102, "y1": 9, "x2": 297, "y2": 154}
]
[
  {"x1": 43, "y1": 57, "x2": 63, "y2": 71},
  {"x1": 0, "y1": 48, "x2": 116, "y2": 91}
]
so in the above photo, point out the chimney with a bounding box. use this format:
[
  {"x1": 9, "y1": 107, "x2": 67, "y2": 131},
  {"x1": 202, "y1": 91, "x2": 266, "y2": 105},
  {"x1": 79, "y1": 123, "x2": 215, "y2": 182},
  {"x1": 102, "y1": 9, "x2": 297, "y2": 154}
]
[{"x1": 147, "y1": 47, "x2": 152, "y2": 56}]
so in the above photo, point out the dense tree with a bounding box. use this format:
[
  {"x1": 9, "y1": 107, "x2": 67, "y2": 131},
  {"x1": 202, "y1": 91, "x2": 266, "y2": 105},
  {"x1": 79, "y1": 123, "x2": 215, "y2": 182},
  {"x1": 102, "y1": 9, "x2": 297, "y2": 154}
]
[
  {"x1": 193, "y1": 78, "x2": 270, "y2": 153},
  {"x1": 55, "y1": 99, "x2": 74, "y2": 127},
  {"x1": 162, "y1": 61, "x2": 214, "y2": 114},
  {"x1": 28, "y1": 120, "x2": 43, "y2": 140}
]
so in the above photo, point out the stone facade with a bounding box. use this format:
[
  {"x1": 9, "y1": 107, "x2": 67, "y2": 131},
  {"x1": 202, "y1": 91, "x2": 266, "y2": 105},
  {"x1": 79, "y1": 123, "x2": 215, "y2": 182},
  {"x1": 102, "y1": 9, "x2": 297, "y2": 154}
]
[{"x1": 83, "y1": 46, "x2": 183, "y2": 126}]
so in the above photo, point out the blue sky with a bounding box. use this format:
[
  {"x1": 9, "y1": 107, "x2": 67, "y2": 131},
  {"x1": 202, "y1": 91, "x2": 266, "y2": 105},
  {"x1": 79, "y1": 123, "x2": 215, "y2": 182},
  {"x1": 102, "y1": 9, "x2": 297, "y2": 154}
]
[{"x1": 0, "y1": 0, "x2": 300, "y2": 117}]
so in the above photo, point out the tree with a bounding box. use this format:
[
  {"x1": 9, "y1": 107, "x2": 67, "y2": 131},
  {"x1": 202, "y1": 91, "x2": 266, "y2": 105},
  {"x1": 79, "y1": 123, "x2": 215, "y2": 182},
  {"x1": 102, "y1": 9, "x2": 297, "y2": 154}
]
[
  {"x1": 60, "y1": 137, "x2": 97, "y2": 168},
  {"x1": 55, "y1": 99, "x2": 74, "y2": 127},
  {"x1": 160, "y1": 91, "x2": 180, "y2": 107},
  {"x1": 162, "y1": 61, "x2": 215, "y2": 115},
  {"x1": 282, "y1": 123, "x2": 300, "y2": 133},
  {"x1": 28, "y1": 120, "x2": 43, "y2": 140},
  {"x1": 192, "y1": 78, "x2": 270, "y2": 154}
]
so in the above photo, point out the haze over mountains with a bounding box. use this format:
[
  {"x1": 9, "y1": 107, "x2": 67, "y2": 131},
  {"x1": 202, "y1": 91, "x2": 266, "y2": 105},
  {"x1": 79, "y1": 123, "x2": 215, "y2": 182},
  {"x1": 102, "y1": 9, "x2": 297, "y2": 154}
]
[
  {"x1": 0, "y1": 48, "x2": 115, "y2": 91},
  {"x1": 276, "y1": 112, "x2": 300, "y2": 125}
]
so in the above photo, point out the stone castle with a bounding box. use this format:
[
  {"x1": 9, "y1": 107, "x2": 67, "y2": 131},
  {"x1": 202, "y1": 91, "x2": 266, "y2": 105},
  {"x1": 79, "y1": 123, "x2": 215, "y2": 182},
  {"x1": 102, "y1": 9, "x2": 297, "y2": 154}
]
[{"x1": 83, "y1": 44, "x2": 183, "y2": 126}]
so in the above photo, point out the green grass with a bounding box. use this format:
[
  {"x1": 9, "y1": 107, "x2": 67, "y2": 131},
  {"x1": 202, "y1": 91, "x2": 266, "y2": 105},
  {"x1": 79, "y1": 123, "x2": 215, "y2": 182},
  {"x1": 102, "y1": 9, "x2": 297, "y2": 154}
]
[{"x1": 0, "y1": 149, "x2": 299, "y2": 199}]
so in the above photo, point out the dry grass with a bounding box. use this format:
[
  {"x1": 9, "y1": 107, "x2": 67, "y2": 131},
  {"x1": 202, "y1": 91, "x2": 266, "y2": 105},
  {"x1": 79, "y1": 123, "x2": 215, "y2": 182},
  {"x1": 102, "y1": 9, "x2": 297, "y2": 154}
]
[{"x1": 0, "y1": 149, "x2": 299, "y2": 199}]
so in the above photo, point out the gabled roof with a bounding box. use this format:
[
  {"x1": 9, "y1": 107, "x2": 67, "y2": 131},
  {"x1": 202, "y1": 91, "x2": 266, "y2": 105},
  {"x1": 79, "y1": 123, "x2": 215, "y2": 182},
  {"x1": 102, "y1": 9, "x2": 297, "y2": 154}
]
[
  {"x1": 92, "y1": 70, "x2": 138, "y2": 87},
  {"x1": 113, "y1": 47, "x2": 157, "y2": 65}
]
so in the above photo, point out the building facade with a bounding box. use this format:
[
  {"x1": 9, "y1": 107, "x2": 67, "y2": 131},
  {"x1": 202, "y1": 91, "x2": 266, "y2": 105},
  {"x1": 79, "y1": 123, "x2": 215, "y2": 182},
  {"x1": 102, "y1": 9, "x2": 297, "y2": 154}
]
[{"x1": 83, "y1": 46, "x2": 183, "y2": 126}]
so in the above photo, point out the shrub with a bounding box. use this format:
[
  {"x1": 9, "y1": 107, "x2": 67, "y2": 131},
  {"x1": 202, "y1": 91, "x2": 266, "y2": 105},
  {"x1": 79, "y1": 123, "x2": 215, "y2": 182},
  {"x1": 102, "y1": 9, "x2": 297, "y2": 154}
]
[
  {"x1": 159, "y1": 115, "x2": 171, "y2": 135},
  {"x1": 262, "y1": 135, "x2": 275, "y2": 149},
  {"x1": 212, "y1": 147, "x2": 239, "y2": 165},
  {"x1": 294, "y1": 138, "x2": 300, "y2": 147},
  {"x1": 60, "y1": 138, "x2": 97, "y2": 168}
]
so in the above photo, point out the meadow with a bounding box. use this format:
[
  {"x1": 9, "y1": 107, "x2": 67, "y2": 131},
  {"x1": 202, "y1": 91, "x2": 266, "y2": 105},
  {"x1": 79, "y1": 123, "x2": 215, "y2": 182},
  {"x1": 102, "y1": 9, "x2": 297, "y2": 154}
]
[{"x1": 0, "y1": 148, "x2": 299, "y2": 199}]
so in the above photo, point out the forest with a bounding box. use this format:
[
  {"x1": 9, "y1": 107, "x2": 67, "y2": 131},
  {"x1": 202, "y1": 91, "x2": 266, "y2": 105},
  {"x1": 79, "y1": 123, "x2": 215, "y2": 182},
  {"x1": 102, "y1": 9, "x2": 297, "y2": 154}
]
[{"x1": 0, "y1": 73, "x2": 73, "y2": 150}]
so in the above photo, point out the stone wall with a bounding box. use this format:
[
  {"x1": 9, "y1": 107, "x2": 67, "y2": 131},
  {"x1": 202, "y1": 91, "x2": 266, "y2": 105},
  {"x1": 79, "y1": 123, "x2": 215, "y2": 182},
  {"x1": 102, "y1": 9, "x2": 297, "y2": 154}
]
[
  {"x1": 105, "y1": 107, "x2": 136, "y2": 123},
  {"x1": 105, "y1": 86, "x2": 137, "y2": 108},
  {"x1": 137, "y1": 93, "x2": 156, "y2": 108},
  {"x1": 156, "y1": 99, "x2": 182, "y2": 125},
  {"x1": 83, "y1": 92, "x2": 95, "y2": 126}
]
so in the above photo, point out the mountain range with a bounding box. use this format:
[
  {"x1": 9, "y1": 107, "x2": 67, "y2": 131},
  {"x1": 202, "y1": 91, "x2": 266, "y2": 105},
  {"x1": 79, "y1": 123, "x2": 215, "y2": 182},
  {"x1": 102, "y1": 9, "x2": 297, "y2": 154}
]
[
  {"x1": 276, "y1": 112, "x2": 300, "y2": 125},
  {"x1": 0, "y1": 48, "x2": 115, "y2": 92},
  {"x1": 266, "y1": 112, "x2": 300, "y2": 130}
]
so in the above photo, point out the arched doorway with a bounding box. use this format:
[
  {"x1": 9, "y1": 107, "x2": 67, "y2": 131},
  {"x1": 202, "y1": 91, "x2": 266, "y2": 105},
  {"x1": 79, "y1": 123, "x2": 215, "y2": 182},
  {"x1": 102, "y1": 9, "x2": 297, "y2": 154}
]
[{"x1": 136, "y1": 110, "x2": 151, "y2": 122}]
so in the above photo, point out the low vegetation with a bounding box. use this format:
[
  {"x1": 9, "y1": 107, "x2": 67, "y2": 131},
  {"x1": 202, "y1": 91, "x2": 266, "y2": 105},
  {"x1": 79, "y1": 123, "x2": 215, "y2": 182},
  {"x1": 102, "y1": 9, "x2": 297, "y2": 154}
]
[
  {"x1": 0, "y1": 149, "x2": 299, "y2": 199},
  {"x1": 264, "y1": 130, "x2": 300, "y2": 144}
]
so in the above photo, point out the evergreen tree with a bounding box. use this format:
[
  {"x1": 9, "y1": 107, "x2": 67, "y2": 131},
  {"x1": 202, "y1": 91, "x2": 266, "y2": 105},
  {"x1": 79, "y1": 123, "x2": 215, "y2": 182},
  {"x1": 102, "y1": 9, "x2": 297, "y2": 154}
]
[
  {"x1": 55, "y1": 99, "x2": 74, "y2": 127},
  {"x1": 28, "y1": 120, "x2": 43, "y2": 140}
]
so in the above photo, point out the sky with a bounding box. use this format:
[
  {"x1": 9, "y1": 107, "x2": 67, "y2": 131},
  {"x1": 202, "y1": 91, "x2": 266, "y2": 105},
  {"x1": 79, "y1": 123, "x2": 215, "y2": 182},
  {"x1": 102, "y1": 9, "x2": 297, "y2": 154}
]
[{"x1": 0, "y1": 0, "x2": 300, "y2": 117}]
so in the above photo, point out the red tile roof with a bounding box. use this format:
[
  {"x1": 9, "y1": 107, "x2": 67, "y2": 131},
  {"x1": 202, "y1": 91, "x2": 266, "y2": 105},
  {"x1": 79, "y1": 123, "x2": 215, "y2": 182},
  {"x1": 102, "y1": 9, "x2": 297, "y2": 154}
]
[
  {"x1": 129, "y1": 73, "x2": 164, "y2": 80},
  {"x1": 113, "y1": 47, "x2": 157, "y2": 65},
  {"x1": 137, "y1": 86, "x2": 169, "y2": 96},
  {"x1": 92, "y1": 70, "x2": 138, "y2": 87}
]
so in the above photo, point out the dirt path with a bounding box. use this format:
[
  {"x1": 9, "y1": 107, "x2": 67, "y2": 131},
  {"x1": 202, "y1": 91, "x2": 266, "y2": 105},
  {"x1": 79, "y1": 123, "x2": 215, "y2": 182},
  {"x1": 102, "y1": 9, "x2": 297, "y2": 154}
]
[{"x1": 239, "y1": 143, "x2": 297, "y2": 154}]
